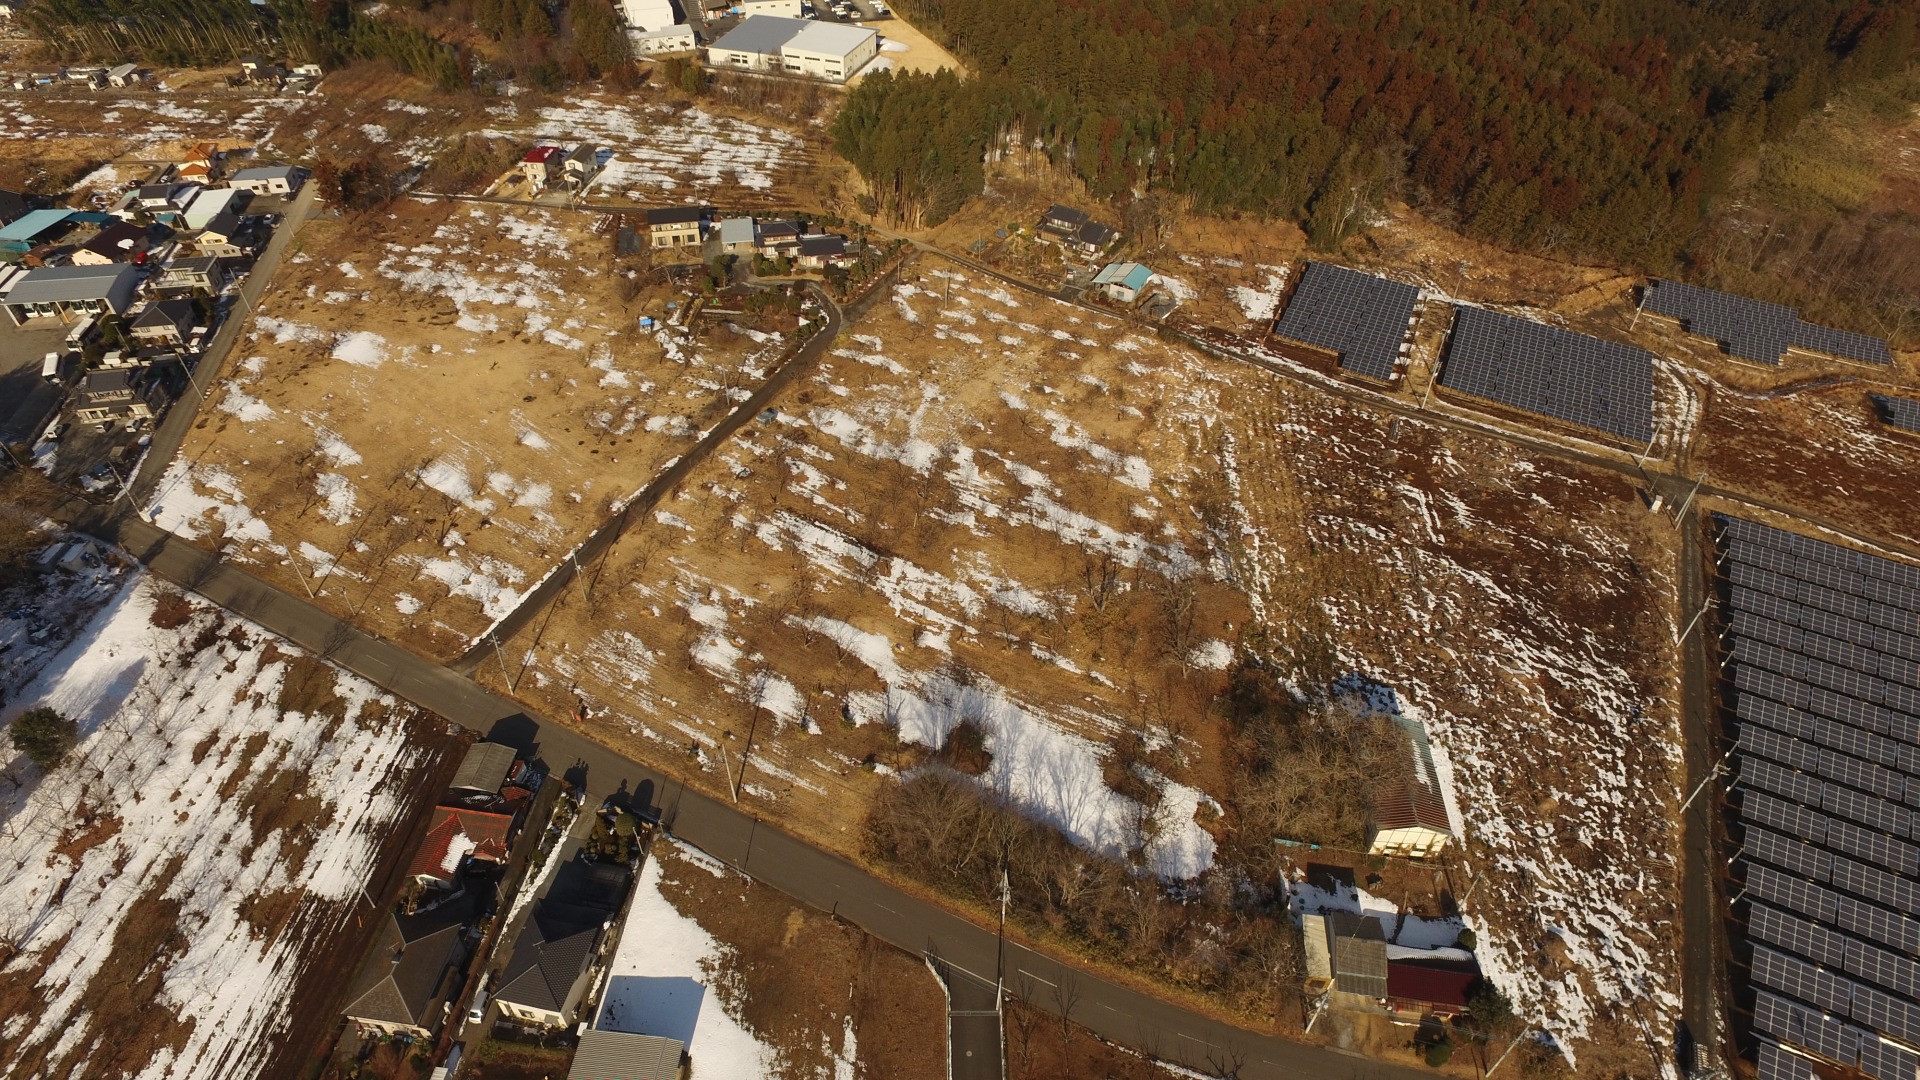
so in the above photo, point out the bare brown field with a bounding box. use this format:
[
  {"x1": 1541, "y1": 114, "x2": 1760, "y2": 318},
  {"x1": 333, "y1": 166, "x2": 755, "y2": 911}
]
[
  {"x1": 468, "y1": 252, "x2": 1682, "y2": 1071},
  {"x1": 146, "y1": 197, "x2": 795, "y2": 655}
]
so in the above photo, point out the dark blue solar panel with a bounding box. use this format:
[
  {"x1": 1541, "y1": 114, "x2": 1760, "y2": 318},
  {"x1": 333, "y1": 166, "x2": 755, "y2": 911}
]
[
  {"x1": 1273, "y1": 261, "x2": 1420, "y2": 382},
  {"x1": 1875, "y1": 395, "x2": 1920, "y2": 436},
  {"x1": 1439, "y1": 305, "x2": 1655, "y2": 442},
  {"x1": 1646, "y1": 280, "x2": 1893, "y2": 366}
]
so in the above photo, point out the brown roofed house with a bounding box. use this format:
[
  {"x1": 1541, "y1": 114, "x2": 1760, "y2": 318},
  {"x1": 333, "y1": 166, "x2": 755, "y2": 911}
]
[{"x1": 410, "y1": 806, "x2": 514, "y2": 890}]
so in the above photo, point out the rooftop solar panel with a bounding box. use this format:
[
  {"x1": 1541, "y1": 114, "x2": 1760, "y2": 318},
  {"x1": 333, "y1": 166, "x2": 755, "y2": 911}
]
[
  {"x1": 1271, "y1": 261, "x2": 1420, "y2": 382},
  {"x1": 1874, "y1": 396, "x2": 1920, "y2": 436},
  {"x1": 1438, "y1": 305, "x2": 1656, "y2": 442}
]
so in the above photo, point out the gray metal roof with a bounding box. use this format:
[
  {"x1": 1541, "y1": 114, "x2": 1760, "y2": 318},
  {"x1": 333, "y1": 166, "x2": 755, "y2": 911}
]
[
  {"x1": 229, "y1": 165, "x2": 302, "y2": 182},
  {"x1": 709, "y1": 14, "x2": 808, "y2": 54},
  {"x1": 4, "y1": 263, "x2": 138, "y2": 306},
  {"x1": 785, "y1": 19, "x2": 876, "y2": 56},
  {"x1": 570, "y1": 1030, "x2": 686, "y2": 1080},
  {"x1": 450, "y1": 741, "x2": 517, "y2": 794}
]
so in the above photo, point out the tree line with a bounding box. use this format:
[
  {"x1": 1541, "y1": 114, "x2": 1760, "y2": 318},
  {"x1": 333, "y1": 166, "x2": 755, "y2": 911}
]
[{"x1": 839, "y1": 0, "x2": 1917, "y2": 261}]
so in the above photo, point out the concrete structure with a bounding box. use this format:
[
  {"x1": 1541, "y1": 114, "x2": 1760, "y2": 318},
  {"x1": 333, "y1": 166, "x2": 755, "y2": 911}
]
[
  {"x1": 1366, "y1": 716, "x2": 1453, "y2": 859},
  {"x1": 3, "y1": 263, "x2": 142, "y2": 325},
  {"x1": 1093, "y1": 261, "x2": 1152, "y2": 304},
  {"x1": 228, "y1": 165, "x2": 308, "y2": 196},
  {"x1": 619, "y1": 0, "x2": 678, "y2": 31},
  {"x1": 631, "y1": 23, "x2": 698, "y2": 54},
  {"x1": 707, "y1": 16, "x2": 877, "y2": 83},
  {"x1": 741, "y1": 0, "x2": 802, "y2": 14},
  {"x1": 570, "y1": 1031, "x2": 688, "y2": 1080},
  {"x1": 645, "y1": 206, "x2": 706, "y2": 249}
]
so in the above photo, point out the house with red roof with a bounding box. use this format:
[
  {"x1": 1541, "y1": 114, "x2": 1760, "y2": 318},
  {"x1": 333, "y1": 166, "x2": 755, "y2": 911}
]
[
  {"x1": 410, "y1": 806, "x2": 515, "y2": 890},
  {"x1": 1367, "y1": 716, "x2": 1455, "y2": 859},
  {"x1": 1386, "y1": 959, "x2": 1478, "y2": 1018},
  {"x1": 520, "y1": 146, "x2": 565, "y2": 191}
]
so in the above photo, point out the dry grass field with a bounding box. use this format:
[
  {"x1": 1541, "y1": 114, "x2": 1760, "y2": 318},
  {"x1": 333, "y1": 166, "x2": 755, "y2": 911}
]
[
  {"x1": 146, "y1": 197, "x2": 796, "y2": 654},
  {"x1": 472, "y1": 253, "x2": 1684, "y2": 1069}
]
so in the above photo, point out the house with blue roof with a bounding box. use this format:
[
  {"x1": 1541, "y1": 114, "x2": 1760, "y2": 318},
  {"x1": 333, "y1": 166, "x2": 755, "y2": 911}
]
[{"x1": 1092, "y1": 261, "x2": 1153, "y2": 304}]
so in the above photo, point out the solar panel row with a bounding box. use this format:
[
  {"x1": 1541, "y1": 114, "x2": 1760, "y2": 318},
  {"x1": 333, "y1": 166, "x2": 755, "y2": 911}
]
[
  {"x1": 1438, "y1": 305, "x2": 1656, "y2": 442},
  {"x1": 1271, "y1": 261, "x2": 1420, "y2": 382},
  {"x1": 1757, "y1": 1040, "x2": 1817, "y2": 1080},
  {"x1": 1873, "y1": 395, "x2": 1920, "y2": 436},
  {"x1": 1645, "y1": 280, "x2": 1893, "y2": 366},
  {"x1": 1859, "y1": 1033, "x2": 1920, "y2": 1080},
  {"x1": 1731, "y1": 588, "x2": 1920, "y2": 667},
  {"x1": 1732, "y1": 611, "x2": 1920, "y2": 692},
  {"x1": 1754, "y1": 989, "x2": 1858, "y2": 1063},
  {"x1": 1723, "y1": 517, "x2": 1920, "y2": 598},
  {"x1": 1734, "y1": 677, "x2": 1920, "y2": 770}
]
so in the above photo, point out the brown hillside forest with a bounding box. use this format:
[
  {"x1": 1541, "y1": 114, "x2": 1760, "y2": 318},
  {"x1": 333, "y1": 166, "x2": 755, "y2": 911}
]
[
  {"x1": 833, "y1": 0, "x2": 1920, "y2": 342},
  {"x1": 17, "y1": 0, "x2": 1919, "y2": 338}
]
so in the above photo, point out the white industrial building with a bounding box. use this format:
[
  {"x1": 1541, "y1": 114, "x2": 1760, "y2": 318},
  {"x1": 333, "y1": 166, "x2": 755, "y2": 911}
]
[
  {"x1": 619, "y1": 0, "x2": 679, "y2": 32},
  {"x1": 740, "y1": 0, "x2": 802, "y2": 14},
  {"x1": 707, "y1": 16, "x2": 878, "y2": 82},
  {"x1": 631, "y1": 24, "x2": 697, "y2": 53}
]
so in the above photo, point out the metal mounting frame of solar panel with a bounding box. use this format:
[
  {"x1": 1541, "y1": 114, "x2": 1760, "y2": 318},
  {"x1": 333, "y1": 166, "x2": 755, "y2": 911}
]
[
  {"x1": 1873, "y1": 395, "x2": 1920, "y2": 436},
  {"x1": 1272, "y1": 261, "x2": 1420, "y2": 382},
  {"x1": 1439, "y1": 305, "x2": 1656, "y2": 442}
]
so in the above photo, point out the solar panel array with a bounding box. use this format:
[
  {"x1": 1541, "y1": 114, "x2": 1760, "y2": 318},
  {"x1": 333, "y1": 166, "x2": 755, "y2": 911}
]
[
  {"x1": 1271, "y1": 261, "x2": 1420, "y2": 382},
  {"x1": 1644, "y1": 279, "x2": 1894, "y2": 366},
  {"x1": 1437, "y1": 305, "x2": 1656, "y2": 443},
  {"x1": 1872, "y1": 396, "x2": 1920, "y2": 437},
  {"x1": 1720, "y1": 514, "x2": 1920, "y2": 1078}
]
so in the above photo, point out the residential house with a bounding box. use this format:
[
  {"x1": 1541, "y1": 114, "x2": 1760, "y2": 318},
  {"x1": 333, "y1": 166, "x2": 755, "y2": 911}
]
[
  {"x1": 238, "y1": 56, "x2": 287, "y2": 84},
  {"x1": 293, "y1": 63, "x2": 323, "y2": 77},
  {"x1": 1366, "y1": 716, "x2": 1453, "y2": 859},
  {"x1": 68, "y1": 67, "x2": 108, "y2": 89},
  {"x1": 3, "y1": 263, "x2": 142, "y2": 325},
  {"x1": 178, "y1": 142, "x2": 225, "y2": 184},
  {"x1": 563, "y1": 144, "x2": 601, "y2": 191},
  {"x1": 645, "y1": 206, "x2": 707, "y2": 249},
  {"x1": 181, "y1": 187, "x2": 252, "y2": 232},
  {"x1": 716, "y1": 218, "x2": 756, "y2": 255},
  {"x1": 106, "y1": 63, "x2": 143, "y2": 87},
  {"x1": 1307, "y1": 912, "x2": 1388, "y2": 1007},
  {"x1": 570, "y1": 1030, "x2": 688, "y2": 1080},
  {"x1": 520, "y1": 146, "x2": 565, "y2": 190},
  {"x1": 135, "y1": 184, "x2": 199, "y2": 221},
  {"x1": 409, "y1": 806, "x2": 515, "y2": 891},
  {"x1": 1067, "y1": 219, "x2": 1118, "y2": 257},
  {"x1": 1092, "y1": 261, "x2": 1152, "y2": 304},
  {"x1": 794, "y1": 234, "x2": 850, "y2": 270},
  {"x1": 754, "y1": 219, "x2": 801, "y2": 256},
  {"x1": 631, "y1": 24, "x2": 698, "y2": 55},
  {"x1": 71, "y1": 222, "x2": 169, "y2": 267},
  {"x1": 1036, "y1": 204, "x2": 1089, "y2": 240},
  {"x1": 493, "y1": 862, "x2": 630, "y2": 1029},
  {"x1": 228, "y1": 165, "x2": 309, "y2": 196},
  {"x1": 74, "y1": 365, "x2": 172, "y2": 426},
  {"x1": 153, "y1": 255, "x2": 229, "y2": 294},
  {"x1": 190, "y1": 212, "x2": 259, "y2": 258},
  {"x1": 340, "y1": 894, "x2": 477, "y2": 1039},
  {"x1": 129, "y1": 299, "x2": 199, "y2": 347}
]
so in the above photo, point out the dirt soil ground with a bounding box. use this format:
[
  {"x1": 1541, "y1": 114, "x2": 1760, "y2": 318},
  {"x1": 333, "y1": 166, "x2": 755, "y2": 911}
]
[
  {"x1": 648, "y1": 838, "x2": 948, "y2": 1080},
  {"x1": 147, "y1": 197, "x2": 796, "y2": 656},
  {"x1": 471, "y1": 251, "x2": 1683, "y2": 1072},
  {"x1": 860, "y1": 14, "x2": 965, "y2": 79}
]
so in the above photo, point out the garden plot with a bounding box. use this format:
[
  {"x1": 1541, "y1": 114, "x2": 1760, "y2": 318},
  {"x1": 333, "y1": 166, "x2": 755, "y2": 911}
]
[
  {"x1": 0, "y1": 567, "x2": 456, "y2": 1080},
  {"x1": 485, "y1": 257, "x2": 1685, "y2": 1071},
  {"x1": 146, "y1": 198, "x2": 787, "y2": 656}
]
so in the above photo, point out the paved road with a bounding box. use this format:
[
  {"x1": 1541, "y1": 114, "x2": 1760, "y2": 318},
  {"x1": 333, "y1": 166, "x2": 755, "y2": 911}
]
[
  {"x1": 129, "y1": 183, "x2": 321, "y2": 505},
  {"x1": 79, "y1": 510, "x2": 1430, "y2": 1080},
  {"x1": 453, "y1": 283, "x2": 844, "y2": 673},
  {"x1": 931, "y1": 957, "x2": 1003, "y2": 1080}
]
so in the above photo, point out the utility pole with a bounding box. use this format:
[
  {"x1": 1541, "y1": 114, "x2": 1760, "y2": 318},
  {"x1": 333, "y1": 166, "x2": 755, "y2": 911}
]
[
  {"x1": 1678, "y1": 744, "x2": 1738, "y2": 816},
  {"x1": 995, "y1": 836, "x2": 1010, "y2": 1002}
]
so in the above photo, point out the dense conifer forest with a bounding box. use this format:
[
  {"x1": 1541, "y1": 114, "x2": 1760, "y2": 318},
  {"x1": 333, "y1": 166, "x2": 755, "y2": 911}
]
[{"x1": 833, "y1": 0, "x2": 1917, "y2": 261}]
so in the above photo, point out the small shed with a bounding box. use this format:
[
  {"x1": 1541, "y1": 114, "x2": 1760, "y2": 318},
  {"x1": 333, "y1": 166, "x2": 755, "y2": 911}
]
[
  {"x1": 450, "y1": 741, "x2": 518, "y2": 796},
  {"x1": 1366, "y1": 716, "x2": 1453, "y2": 859},
  {"x1": 717, "y1": 217, "x2": 757, "y2": 254},
  {"x1": 569, "y1": 1030, "x2": 688, "y2": 1080},
  {"x1": 1093, "y1": 261, "x2": 1152, "y2": 304}
]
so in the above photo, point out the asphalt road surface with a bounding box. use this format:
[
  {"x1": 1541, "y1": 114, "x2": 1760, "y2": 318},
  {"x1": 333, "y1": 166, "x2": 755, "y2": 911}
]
[
  {"x1": 84, "y1": 512, "x2": 1431, "y2": 1080},
  {"x1": 931, "y1": 958, "x2": 1004, "y2": 1080}
]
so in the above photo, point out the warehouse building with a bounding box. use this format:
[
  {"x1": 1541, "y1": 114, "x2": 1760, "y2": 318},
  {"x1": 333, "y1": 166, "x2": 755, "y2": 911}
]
[{"x1": 707, "y1": 16, "x2": 878, "y2": 82}]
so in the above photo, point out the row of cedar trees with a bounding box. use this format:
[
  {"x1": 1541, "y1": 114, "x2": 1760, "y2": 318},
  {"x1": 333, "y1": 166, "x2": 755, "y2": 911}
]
[
  {"x1": 832, "y1": 0, "x2": 1917, "y2": 263},
  {"x1": 24, "y1": 0, "x2": 633, "y2": 91}
]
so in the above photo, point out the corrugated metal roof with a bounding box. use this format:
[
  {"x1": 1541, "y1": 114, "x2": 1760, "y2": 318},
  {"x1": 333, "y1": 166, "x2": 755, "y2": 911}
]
[
  {"x1": 570, "y1": 1029, "x2": 685, "y2": 1080},
  {"x1": 785, "y1": 19, "x2": 876, "y2": 55},
  {"x1": 4, "y1": 263, "x2": 138, "y2": 305},
  {"x1": 709, "y1": 14, "x2": 807, "y2": 54},
  {"x1": 451, "y1": 741, "x2": 517, "y2": 793},
  {"x1": 0, "y1": 208, "x2": 75, "y2": 243}
]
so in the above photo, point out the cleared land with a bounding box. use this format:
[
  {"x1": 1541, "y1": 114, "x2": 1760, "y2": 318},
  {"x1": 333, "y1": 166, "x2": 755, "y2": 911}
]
[
  {"x1": 0, "y1": 565, "x2": 459, "y2": 1079},
  {"x1": 145, "y1": 197, "x2": 796, "y2": 655},
  {"x1": 476, "y1": 253, "x2": 1682, "y2": 1068}
]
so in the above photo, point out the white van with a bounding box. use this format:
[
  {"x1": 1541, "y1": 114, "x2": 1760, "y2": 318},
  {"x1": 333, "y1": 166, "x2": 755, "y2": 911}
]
[
  {"x1": 41, "y1": 352, "x2": 63, "y2": 382},
  {"x1": 466, "y1": 989, "x2": 488, "y2": 1025}
]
